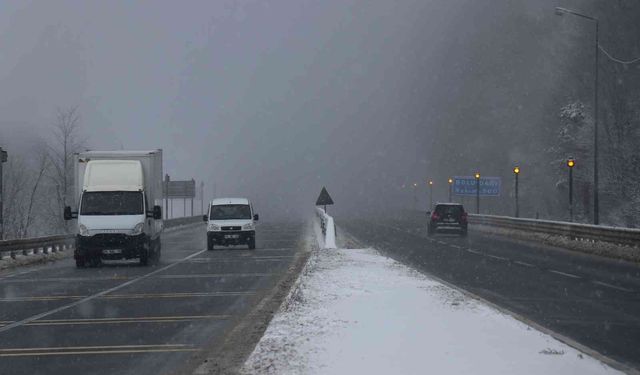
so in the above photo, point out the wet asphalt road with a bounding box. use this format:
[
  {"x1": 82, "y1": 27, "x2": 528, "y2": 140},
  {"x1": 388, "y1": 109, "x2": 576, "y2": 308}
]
[
  {"x1": 0, "y1": 222, "x2": 306, "y2": 375},
  {"x1": 340, "y1": 211, "x2": 640, "y2": 371}
]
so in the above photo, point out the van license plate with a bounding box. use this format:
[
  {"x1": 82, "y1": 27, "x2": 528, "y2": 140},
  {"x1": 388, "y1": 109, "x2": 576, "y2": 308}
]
[
  {"x1": 225, "y1": 234, "x2": 240, "y2": 239},
  {"x1": 103, "y1": 249, "x2": 122, "y2": 254}
]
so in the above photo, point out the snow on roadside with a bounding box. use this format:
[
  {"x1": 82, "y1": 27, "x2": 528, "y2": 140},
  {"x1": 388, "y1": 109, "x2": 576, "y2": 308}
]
[{"x1": 242, "y1": 244, "x2": 620, "y2": 374}]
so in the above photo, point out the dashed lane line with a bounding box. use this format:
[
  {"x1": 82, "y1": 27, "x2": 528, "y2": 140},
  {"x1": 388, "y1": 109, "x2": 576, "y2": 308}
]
[
  {"x1": 0, "y1": 344, "x2": 197, "y2": 357},
  {"x1": 0, "y1": 291, "x2": 257, "y2": 303},
  {"x1": 513, "y1": 260, "x2": 535, "y2": 268},
  {"x1": 549, "y1": 270, "x2": 581, "y2": 279},
  {"x1": 592, "y1": 281, "x2": 634, "y2": 293},
  {"x1": 486, "y1": 254, "x2": 508, "y2": 261},
  {"x1": 0, "y1": 315, "x2": 230, "y2": 327},
  {"x1": 0, "y1": 248, "x2": 207, "y2": 334}
]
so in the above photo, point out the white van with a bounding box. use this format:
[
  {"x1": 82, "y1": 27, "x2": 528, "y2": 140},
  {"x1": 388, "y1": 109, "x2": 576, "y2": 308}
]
[
  {"x1": 64, "y1": 150, "x2": 163, "y2": 267},
  {"x1": 203, "y1": 198, "x2": 258, "y2": 250}
]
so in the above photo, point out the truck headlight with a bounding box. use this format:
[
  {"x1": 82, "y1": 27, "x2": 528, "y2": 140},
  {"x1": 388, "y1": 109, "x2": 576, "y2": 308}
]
[
  {"x1": 207, "y1": 223, "x2": 220, "y2": 231},
  {"x1": 131, "y1": 222, "x2": 145, "y2": 235},
  {"x1": 242, "y1": 223, "x2": 255, "y2": 230},
  {"x1": 79, "y1": 224, "x2": 89, "y2": 236}
]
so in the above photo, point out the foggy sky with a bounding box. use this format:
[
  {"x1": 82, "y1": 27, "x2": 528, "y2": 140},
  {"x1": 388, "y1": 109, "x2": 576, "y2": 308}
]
[{"x1": 0, "y1": 0, "x2": 612, "y2": 219}]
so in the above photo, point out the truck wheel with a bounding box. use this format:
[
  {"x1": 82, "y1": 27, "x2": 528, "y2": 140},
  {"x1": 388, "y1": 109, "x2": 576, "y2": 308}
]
[
  {"x1": 139, "y1": 250, "x2": 149, "y2": 266},
  {"x1": 248, "y1": 237, "x2": 256, "y2": 250},
  {"x1": 75, "y1": 258, "x2": 86, "y2": 268},
  {"x1": 207, "y1": 238, "x2": 214, "y2": 251}
]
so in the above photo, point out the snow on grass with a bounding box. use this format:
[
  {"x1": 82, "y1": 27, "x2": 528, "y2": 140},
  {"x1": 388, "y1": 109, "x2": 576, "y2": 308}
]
[{"x1": 242, "y1": 245, "x2": 620, "y2": 375}]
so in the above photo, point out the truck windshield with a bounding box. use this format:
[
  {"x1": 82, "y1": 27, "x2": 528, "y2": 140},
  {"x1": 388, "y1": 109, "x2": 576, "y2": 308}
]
[
  {"x1": 210, "y1": 205, "x2": 251, "y2": 220},
  {"x1": 80, "y1": 191, "x2": 144, "y2": 215}
]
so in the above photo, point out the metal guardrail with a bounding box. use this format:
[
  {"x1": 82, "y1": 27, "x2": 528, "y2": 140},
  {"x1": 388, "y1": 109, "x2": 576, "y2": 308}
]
[
  {"x1": 0, "y1": 216, "x2": 203, "y2": 260},
  {"x1": 469, "y1": 214, "x2": 640, "y2": 248}
]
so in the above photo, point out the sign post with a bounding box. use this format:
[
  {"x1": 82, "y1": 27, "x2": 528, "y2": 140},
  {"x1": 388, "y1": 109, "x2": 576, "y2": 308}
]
[
  {"x1": 163, "y1": 178, "x2": 196, "y2": 217},
  {"x1": 315, "y1": 186, "x2": 334, "y2": 213},
  {"x1": 452, "y1": 175, "x2": 502, "y2": 215},
  {"x1": 0, "y1": 147, "x2": 7, "y2": 240}
]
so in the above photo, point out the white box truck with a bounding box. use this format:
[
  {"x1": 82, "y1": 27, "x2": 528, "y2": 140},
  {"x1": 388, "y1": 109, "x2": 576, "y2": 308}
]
[{"x1": 64, "y1": 150, "x2": 163, "y2": 267}]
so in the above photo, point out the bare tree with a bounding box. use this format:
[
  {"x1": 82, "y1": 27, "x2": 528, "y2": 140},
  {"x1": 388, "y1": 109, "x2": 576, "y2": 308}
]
[
  {"x1": 46, "y1": 106, "x2": 85, "y2": 233},
  {"x1": 0, "y1": 149, "x2": 48, "y2": 239},
  {"x1": 21, "y1": 149, "x2": 49, "y2": 237}
]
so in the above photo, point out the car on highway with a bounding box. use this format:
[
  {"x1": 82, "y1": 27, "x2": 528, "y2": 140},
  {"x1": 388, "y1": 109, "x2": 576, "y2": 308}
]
[
  {"x1": 203, "y1": 198, "x2": 259, "y2": 250},
  {"x1": 427, "y1": 203, "x2": 468, "y2": 237}
]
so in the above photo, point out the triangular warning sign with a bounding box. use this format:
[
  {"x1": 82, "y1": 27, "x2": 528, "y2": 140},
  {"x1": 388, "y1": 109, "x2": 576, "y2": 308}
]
[{"x1": 315, "y1": 187, "x2": 334, "y2": 206}]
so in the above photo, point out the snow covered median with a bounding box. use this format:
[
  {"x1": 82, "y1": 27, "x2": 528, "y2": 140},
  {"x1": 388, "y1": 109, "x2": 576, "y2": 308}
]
[{"x1": 241, "y1": 227, "x2": 620, "y2": 374}]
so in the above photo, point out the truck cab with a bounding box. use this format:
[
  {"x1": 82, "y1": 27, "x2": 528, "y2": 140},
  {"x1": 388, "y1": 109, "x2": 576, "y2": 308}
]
[
  {"x1": 65, "y1": 151, "x2": 163, "y2": 267},
  {"x1": 203, "y1": 198, "x2": 258, "y2": 250}
]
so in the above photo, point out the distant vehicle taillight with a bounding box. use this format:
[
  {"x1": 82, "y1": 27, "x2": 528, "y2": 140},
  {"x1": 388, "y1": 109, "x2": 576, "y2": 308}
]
[
  {"x1": 431, "y1": 212, "x2": 440, "y2": 221},
  {"x1": 460, "y1": 212, "x2": 468, "y2": 223}
]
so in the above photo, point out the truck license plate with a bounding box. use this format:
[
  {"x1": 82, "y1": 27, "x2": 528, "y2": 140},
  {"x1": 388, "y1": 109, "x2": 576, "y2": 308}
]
[
  {"x1": 225, "y1": 234, "x2": 240, "y2": 239},
  {"x1": 103, "y1": 249, "x2": 122, "y2": 254}
]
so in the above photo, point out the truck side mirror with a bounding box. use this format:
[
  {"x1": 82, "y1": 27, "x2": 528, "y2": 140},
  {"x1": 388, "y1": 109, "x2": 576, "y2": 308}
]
[
  {"x1": 203, "y1": 214, "x2": 208, "y2": 222},
  {"x1": 253, "y1": 214, "x2": 259, "y2": 221},
  {"x1": 153, "y1": 205, "x2": 162, "y2": 220},
  {"x1": 64, "y1": 206, "x2": 77, "y2": 221}
]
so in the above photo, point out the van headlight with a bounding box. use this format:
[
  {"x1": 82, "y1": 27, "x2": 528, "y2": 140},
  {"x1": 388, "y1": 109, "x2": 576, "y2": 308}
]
[
  {"x1": 79, "y1": 224, "x2": 90, "y2": 236},
  {"x1": 131, "y1": 222, "x2": 145, "y2": 235},
  {"x1": 207, "y1": 223, "x2": 220, "y2": 231},
  {"x1": 242, "y1": 223, "x2": 255, "y2": 230}
]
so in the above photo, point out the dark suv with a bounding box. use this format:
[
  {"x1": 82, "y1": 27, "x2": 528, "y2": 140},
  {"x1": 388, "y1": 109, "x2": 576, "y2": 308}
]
[{"x1": 427, "y1": 203, "x2": 468, "y2": 236}]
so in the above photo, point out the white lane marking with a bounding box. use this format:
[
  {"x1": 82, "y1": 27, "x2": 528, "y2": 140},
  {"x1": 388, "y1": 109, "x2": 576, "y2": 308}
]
[
  {"x1": 437, "y1": 241, "x2": 446, "y2": 245},
  {"x1": 449, "y1": 244, "x2": 463, "y2": 249},
  {"x1": 466, "y1": 249, "x2": 482, "y2": 255},
  {"x1": 486, "y1": 254, "x2": 508, "y2": 261},
  {"x1": 0, "y1": 249, "x2": 207, "y2": 334},
  {"x1": 549, "y1": 270, "x2": 581, "y2": 279},
  {"x1": 592, "y1": 281, "x2": 633, "y2": 293},
  {"x1": 513, "y1": 261, "x2": 535, "y2": 268}
]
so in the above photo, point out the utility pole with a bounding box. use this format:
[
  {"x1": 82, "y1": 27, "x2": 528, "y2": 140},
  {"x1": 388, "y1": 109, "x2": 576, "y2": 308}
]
[
  {"x1": 0, "y1": 147, "x2": 7, "y2": 240},
  {"x1": 164, "y1": 174, "x2": 170, "y2": 220},
  {"x1": 191, "y1": 178, "x2": 195, "y2": 216},
  {"x1": 201, "y1": 181, "x2": 205, "y2": 214}
]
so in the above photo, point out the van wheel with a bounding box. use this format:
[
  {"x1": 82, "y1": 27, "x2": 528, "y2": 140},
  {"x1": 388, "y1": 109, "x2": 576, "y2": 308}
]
[
  {"x1": 248, "y1": 238, "x2": 256, "y2": 250},
  {"x1": 75, "y1": 258, "x2": 86, "y2": 268},
  {"x1": 139, "y1": 250, "x2": 149, "y2": 266},
  {"x1": 207, "y1": 238, "x2": 214, "y2": 251}
]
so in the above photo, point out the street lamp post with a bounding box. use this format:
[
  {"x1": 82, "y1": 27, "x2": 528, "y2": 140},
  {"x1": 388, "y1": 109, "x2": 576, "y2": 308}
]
[
  {"x1": 555, "y1": 7, "x2": 599, "y2": 225},
  {"x1": 428, "y1": 180, "x2": 433, "y2": 210},
  {"x1": 567, "y1": 158, "x2": 575, "y2": 221},
  {"x1": 513, "y1": 167, "x2": 520, "y2": 218},
  {"x1": 448, "y1": 178, "x2": 453, "y2": 202},
  {"x1": 474, "y1": 173, "x2": 481, "y2": 214}
]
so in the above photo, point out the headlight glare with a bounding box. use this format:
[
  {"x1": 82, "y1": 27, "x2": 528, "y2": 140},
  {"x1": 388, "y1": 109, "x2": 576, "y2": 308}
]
[
  {"x1": 79, "y1": 224, "x2": 89, "y2": 236},
  {"x1": 242, "y1": 223, "x2": 254, "y2": 230},
  {"x1": 208, "y1": 223, "x2": 220, "y2": 231}
]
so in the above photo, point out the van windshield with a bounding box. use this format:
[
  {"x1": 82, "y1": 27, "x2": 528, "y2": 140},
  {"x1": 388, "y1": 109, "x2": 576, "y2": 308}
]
[
  {"x1": 80, "y1": 191, "x2": 144, "y2": 215},
  {"x1": 210, "y1": 205, "x2": 251, "y2": 220}
]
